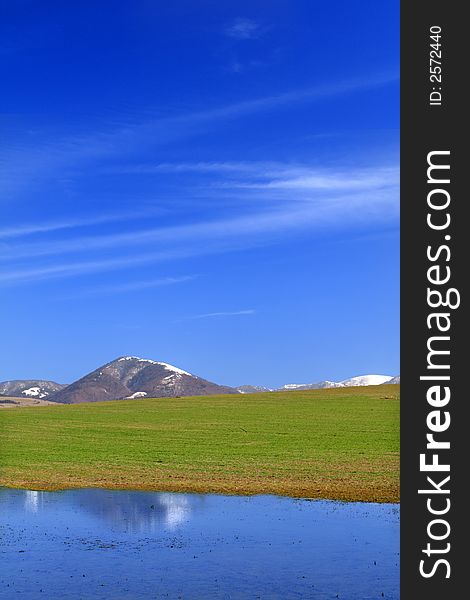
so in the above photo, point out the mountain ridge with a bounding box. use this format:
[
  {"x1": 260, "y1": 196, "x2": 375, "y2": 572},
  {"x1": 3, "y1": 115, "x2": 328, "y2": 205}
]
[
  {"x1": 2, "y1": 360, "x2": 400, "y2": 403},
  {"x1": 0, "y1": 380, "x2": 67, "y2": 399},
  {"x1": 274, "y1": 374, "x2": 397, "y2": 392}
]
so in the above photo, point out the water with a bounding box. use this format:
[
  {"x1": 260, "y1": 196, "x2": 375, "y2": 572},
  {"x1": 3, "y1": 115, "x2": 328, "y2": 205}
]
[{"x1": 0, "y1": 488, "x2": 399, "y2": 599}]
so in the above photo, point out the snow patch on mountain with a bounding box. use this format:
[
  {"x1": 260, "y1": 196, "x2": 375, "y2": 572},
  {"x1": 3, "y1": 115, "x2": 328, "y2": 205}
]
[
  {"x1": 157, "y1": 362, "x2": 191, "y2": 376},
  {"x1": 118, "y1": 356, "x2": 191, "y2": 376},
  {"x1": 125, "y1": 391, "x2": 147, "y2": 399},
  {"x1": 236, "y1": 385, "x2": 272, "y2": 394},
  {"x1": 281, "y1": 383, "x2": 308, "y2": 390},
  {"x1": 21, "y1": 387, "x2": 47, "y2": 398},
  {"x1": 118, "y1": 356, "x2": 158, "y2": 364},
  {"x1": 339, "y1": 375, "x2": 393, "y2": 387}
]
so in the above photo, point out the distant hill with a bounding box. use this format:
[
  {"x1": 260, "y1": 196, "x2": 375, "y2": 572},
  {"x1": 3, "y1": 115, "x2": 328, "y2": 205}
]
[
  {"x1": 2, "y1": 363, "x2": 400, "y2": 403},
  {"x1": 0, "y1": 380, "x2": 67, "y2": 399},
  {"x1": 236, "y1": 375, "x2": 400, "y2": 394},
  {"x1": 236, "y1": 385, "x2": 272, "y2": 394},
  {"x1": 48, "y1": 356, "x2": 238, "y2": 404},
  {"x1": 277, "y1": 380, "x2": 342, "y2": 391}
]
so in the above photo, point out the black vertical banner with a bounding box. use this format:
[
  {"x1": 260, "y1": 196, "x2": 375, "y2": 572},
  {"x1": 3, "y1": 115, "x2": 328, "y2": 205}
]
[{"x1": 401, "y1": 2, "x2": 466, "y2": 599}]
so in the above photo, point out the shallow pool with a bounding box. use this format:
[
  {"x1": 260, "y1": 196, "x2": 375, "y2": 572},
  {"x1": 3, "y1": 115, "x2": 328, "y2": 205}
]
[{"x1": 0, "y1": 488, "x2": 399, "y2": 599}]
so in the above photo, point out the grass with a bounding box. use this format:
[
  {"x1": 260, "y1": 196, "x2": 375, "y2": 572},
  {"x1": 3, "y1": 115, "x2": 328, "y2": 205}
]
[{"x1": 0, "y1": 385, "x2": 399, "y2": 502}]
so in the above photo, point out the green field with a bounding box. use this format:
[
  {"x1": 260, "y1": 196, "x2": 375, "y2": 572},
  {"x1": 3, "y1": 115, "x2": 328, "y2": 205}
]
[{"x1": 0, "y1": 385, "x2": 399, "y2": 502}]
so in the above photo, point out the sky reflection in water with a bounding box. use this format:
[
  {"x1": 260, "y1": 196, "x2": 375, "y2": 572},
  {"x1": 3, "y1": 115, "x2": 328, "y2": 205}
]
[{"x1": 1, "y1": 488, "x2": 399, "y2": 599}]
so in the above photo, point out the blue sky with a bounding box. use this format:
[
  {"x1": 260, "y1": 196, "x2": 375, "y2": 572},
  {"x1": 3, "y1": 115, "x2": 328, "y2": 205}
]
[{"x1": 1, "y1": 1, "x2": 399, "y2": 388}]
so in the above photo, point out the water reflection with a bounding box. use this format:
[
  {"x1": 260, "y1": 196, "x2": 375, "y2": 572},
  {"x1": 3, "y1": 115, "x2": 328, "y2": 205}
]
[
  {"x1": 1, "y1": 488, "x2": 400, "y2": 600},
  {"x1": 19, "y1": 488, "x2": 200, "y2": 532},
  {"x1": 24, "y1": 490, "x2": 41, "y2": 513},
  {"x1": 71, "y1": 488, "x2": 196, "y2": 532}
]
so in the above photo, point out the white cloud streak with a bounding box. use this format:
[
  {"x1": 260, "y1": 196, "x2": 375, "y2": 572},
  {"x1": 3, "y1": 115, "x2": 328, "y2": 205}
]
[
  {"x1": 0, "y1": 71, "x2": 398, "y2": 197},
  {"x1": 0, "y1": 208, "x2": 163, "y2": 239},
  {"x1": 0, "y1": 157, "x2": 398, "y2": 287},
  {"x1": 0, "y1": 240, "x2": 258, "y2": 286},
  {"x1": 120, "y1": 161, "x2": 398, "y2": 191},
  {"x1": 0, "y1": 187, "x2": 398, "y2": 263},
  {"x1": 0, "y1": 189, "x2": 397, "y2": 287},
  {"x1": 72, "y1": 275, "x2": 197, "y2": 297},
  {"x1": 185, "y1": 310, "x2": 256, "y2": 319},
  {"x1": 0, "y1": 74, "x2": 399, "y2": 288},
  {"x1": 225, "y1": 18, "x2": 263, "y2": 40}
]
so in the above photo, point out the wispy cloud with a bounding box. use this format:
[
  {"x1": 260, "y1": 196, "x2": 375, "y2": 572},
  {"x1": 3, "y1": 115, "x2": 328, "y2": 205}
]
[
  {"x1": 184, "y1": 309, "x2": 256, "y2": 320},
  {"x1": 0, "y1": 155, "x2": 398, "y2": 288},
  {"x1": 0, "y1": 240, "x2": 257, "y2": 286},
  {"x1": 0, "y1": 74, "x2": 399, "y2": 289},
  {"x1": 225, "y1": 18, "x2": 263, "y2": 40},
  {"x1": 0, "y1": 72, "x2": 398, "y2": 197},
  {"x1": 0, "y1": 208, "x2": 163, "y2": 239},
  {"x1": 0, "y1": 194, "x2": 396, "y2": 288},
  {"x1": 71, "y1": 275, "x2": 197, "y2": 297},
  {"x1": 227, "y1": 59, "x2": 268, "y2": 74},
  {"x1": 0, "y1": 249, "x2": 193, "y2": 285},
  {"x1": 0, "y1": 189, "x2": 398, "y2": 263},
  {"x1": 132, "y1": 161, "x2": 399, "y2": 192}
]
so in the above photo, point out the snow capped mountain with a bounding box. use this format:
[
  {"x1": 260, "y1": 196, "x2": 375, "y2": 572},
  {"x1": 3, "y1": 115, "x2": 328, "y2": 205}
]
[
  {"x1": 234, "y1": 374, "x2": 399, "y2": 394},
  {"x1": 2, "y1": 361, "x2": 399, "y2": 404},
  {"x1": 317, "y1": 380, "x2": 345, "y2": 388},
  {"x1": 48, "y1": 356, "x2": 237, "y2": 404},
  {"x1": 338, "y1": 375, "x2": 394, "y2": 387},
  {"x1": 277, "y1": 380, "x2": 344, "y2": 391},
  {"x1": 276, "y1": 375, "x2": 397, "y2": 391},
  {"x1": 236, "y1": 385, "x2": 272, "y2": 394},
  {"x1": 0, "y1": 380, "x2": 67, "y2": 399}
]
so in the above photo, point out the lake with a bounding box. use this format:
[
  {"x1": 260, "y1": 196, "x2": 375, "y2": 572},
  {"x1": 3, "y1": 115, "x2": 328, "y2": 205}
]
[{"x1": 0, "y1": 488, "x2": 399, "y2": 599}]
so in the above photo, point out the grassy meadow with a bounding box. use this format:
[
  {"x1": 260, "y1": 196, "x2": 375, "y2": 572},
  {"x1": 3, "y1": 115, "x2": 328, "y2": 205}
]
[{"x1": 0, "y1": 385, "x2": 399, "y2": 502}]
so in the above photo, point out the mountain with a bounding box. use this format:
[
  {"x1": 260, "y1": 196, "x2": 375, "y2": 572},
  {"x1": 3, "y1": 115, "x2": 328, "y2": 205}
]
[
  {"x1": 276, "y1": 374, "x2": 397, "y2": 391},
  {"x1": 2, "y1": 364, "x2": 400, "y2": 405},
  {"x1": 236, "y1": 385, "x2": 272, "y2": 394},
  {"x1": 277, "y1": 380, "x2": 343, "y2": 391},
  {"x1": 0, "y1": 380, "x2": 67, "y2": 399},
  {"x1": 238, "y1": 375, "x2": 399, "y2": 393},
  {"x1": 48, "y1": 356, "x2": 238, "y2": 404}
]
